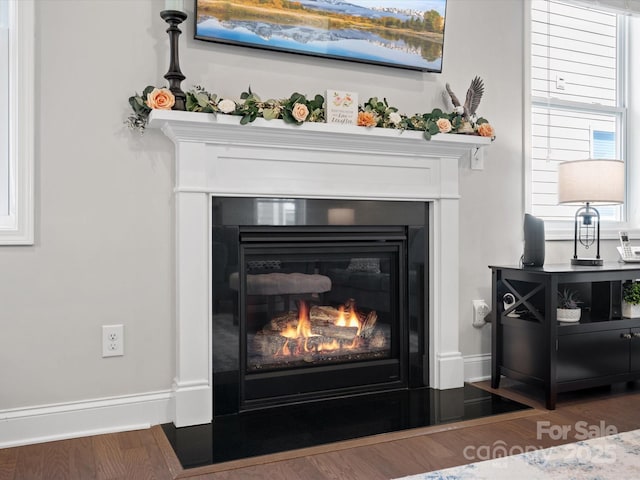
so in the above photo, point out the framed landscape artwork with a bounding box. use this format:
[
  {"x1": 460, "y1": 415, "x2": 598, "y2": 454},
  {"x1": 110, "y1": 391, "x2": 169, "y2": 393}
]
[{"x1": 195, "y1": 0, "x2": 447, "y2": 72}]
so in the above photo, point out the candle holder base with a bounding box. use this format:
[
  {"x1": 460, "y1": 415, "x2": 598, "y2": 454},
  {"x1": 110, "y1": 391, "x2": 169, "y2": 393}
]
[{"x1": 160, "y1": 10, "x2": 188, "y2": 111}]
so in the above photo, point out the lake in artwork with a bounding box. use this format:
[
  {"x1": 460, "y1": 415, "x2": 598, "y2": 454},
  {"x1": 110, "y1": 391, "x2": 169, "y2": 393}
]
[{"x1": 195, "y1": 0, "x2": 447, "y2": 71}]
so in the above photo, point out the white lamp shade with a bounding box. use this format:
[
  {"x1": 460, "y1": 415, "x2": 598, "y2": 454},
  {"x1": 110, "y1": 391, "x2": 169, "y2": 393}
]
[{"x1": 557, "y1": 159, "x2": 624, "y2": 205}]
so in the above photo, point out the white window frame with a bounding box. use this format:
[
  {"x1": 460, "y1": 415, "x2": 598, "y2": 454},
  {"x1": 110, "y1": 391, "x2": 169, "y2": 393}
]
[
  {"x1": 0, "y1": 0, "x2": 34, "y2": 245},
  {"x1": 524, "y1": 0, "x2": 638, "y2": 240}
]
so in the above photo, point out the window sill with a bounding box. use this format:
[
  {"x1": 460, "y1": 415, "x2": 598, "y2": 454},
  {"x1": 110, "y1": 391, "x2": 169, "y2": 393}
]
[{"x1": 544, "y1": 223, "x2": 640, "y2": 241}]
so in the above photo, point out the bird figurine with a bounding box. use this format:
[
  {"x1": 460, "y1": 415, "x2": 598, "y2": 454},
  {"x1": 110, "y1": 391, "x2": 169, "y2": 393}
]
[{"x1": 446, "y1": 76, "x2": 485, "y2": 122}]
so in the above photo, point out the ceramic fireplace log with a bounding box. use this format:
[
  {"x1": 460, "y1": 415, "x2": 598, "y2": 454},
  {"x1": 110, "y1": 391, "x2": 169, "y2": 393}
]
[
  {"x1": 252, "y1": 330, "x2": 357, "y2": 357},
  {"x1": 311, "y1": 324, "x2": 359, "y2": 340},
  {"x1": 267, "y1": 313, "x2": 359, "y2": 341}
]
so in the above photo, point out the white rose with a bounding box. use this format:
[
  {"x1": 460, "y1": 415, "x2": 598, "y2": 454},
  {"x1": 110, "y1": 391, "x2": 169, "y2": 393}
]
[
  {"x1": 218, "y1": 99, "x2": 236, "y2": 114},
  {"x1": 454, "y1": 106, "x2": 464, "y2": 115},
  {"x1": 389, "y1": 112, "x2": 402, "y2": 125}
]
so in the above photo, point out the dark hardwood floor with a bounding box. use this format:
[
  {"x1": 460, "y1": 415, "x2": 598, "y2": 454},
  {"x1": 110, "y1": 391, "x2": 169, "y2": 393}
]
[{"x1": 2, "y1": 380, "x2": 640, "y2": 480}]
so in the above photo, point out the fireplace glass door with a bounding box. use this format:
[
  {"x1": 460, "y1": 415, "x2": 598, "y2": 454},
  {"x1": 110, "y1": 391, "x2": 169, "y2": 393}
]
[
  {"x1": 212, "y1": 197, "x2": 427, "y2": 415},
  {"x1": 238, "y1": 228, "x2": 407, "y2": 408}
]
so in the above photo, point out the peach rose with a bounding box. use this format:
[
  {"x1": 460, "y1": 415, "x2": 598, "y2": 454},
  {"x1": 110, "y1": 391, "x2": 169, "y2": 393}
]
[
  {"x1": 146, "y1": 88, "x2": 175, "y2": 110},
  {"x1": 477, "y1": 123, "x2": 495, "y2": 137},
  {"x1": 436, "y1": 118, "x2": 452, "y2": 133},
  {"x1": 291, "y1": 103, "x2": 309, "y2": 122},
  {"x1": 358, "y1": 111, "x2": 377, "y2": 127}
]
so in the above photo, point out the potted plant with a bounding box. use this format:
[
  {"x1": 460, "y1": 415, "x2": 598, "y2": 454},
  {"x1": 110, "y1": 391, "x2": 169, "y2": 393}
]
[
  {"x1": 557, "y1": 288, "x2": 582, "y2": 322},
  {"x1": 622, "y1": 282, "x2": 640, "y2": 318}
]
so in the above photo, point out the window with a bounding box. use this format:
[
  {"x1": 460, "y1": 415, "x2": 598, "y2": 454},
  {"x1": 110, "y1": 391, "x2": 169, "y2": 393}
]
[
  {"x1": 0, "y1": 0, "x2": 34, "y2": 245},
  {"x1": 527, "y1": 0, "x2": 628, "y2": 228},
  {"x1": 0, "y1": 1, "x2": 8, "y2": 217}
]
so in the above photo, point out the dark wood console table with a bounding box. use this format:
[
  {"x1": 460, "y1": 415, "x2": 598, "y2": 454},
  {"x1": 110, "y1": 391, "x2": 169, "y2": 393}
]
[{"x1": 490, "y1": 263, "x2": 640, "y2": 409}]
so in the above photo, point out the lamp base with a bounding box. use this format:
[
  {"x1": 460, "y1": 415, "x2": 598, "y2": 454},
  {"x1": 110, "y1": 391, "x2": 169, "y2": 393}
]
[{"x1": 571, "y1": 258, "x2": 603, "y2": 266}]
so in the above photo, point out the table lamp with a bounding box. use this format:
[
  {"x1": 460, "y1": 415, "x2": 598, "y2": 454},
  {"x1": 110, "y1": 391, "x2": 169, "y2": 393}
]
[{"x1": 557, "y1": 159, "x2": 624, "y2": 266}]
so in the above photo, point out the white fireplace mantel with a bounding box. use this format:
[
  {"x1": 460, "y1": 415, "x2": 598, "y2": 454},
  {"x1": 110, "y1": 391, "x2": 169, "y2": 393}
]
[{"x1": 148, "y1": 110, "x2": 491, "y2": 427}]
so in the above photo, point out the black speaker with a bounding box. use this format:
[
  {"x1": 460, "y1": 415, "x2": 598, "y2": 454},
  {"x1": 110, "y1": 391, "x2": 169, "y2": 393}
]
[{"x1": 522, "y1": 213, "x2": 545, "y2": 267}]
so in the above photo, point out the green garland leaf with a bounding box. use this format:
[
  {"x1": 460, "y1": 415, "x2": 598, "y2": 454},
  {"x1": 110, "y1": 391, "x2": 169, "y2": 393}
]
[{"x1": 262, "y1": 108, "x2": 279, "y2": 121}]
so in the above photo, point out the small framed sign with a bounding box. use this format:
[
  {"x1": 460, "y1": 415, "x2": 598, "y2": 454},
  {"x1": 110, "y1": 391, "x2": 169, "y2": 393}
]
[{"x1": 326, "y1": 90, "x2": 358, "y2": 126}]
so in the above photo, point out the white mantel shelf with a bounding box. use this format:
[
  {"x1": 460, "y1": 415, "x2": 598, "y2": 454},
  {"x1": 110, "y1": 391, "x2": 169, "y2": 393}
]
[
  {"x1": 148, "y1": 110, "x2": 492, "y2": 171},
  {"x1": 147, "y1": 109, "x2": 491, "y2": 427}
]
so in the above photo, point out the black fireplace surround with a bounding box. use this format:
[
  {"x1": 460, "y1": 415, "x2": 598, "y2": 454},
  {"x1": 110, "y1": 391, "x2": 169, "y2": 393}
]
[
  {"x1": 211, "y1": 197, "x2": 429, "y2": 415},
  {"x1": 161, "y1": 197, "x2": 531, "y2": 469}
]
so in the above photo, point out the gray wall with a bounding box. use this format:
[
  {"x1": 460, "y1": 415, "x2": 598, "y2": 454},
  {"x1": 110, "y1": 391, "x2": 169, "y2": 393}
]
[{"x1": 0, "y1": 0, "x2": 588, "y2": 411}]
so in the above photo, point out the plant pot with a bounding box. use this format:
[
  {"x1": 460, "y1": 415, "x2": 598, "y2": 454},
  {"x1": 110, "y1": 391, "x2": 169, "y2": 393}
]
[
  {"x1": 622, "y1": 301, "x2": 640, "y2": 318},
  {"x1": 557, "y1": 308, "x2": 581, "y2": 323}
]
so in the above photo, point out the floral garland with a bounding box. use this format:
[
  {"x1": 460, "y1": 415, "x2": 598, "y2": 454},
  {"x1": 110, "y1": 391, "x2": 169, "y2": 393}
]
[{"x1": 125, "y1": 86, "x2": 495, "y2": 141}]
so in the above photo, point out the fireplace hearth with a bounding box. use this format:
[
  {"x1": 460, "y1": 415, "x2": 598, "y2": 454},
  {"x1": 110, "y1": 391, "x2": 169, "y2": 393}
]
[
  {"x1": 162, "y1": 385, "x2": 531, "y2": 469},
  {"x1": 212, "y1": 197, "x2": 427, "y2": 414}
]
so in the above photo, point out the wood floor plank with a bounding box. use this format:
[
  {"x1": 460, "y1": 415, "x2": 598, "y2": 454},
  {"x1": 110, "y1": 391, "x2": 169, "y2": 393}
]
[
  {"x1": 305, "y1": 446, "x2": 391, "y2": 480},
  {"x1": 403, "y1": 432, "x2": 457, "y2": 463},
  {"x1": 367, "y1": 441, "x2": 433, "y2": 479},
  {"x1": 41, "y1": 440, "x2": 72, "y2": 480},
  {"x1": 137, "y1": 430, "x2": 174, "y2": 480},
  {"x1": 404, "y1": 429, "x2": 479, "y2": 472},
  {"x1": 197, "y1": 457, "x2": 326, "y2": 480},
  {"x1": 122, "y1": 447, "x2": 155, "y2": 480},
  {"x1": 117, "y1": 430, "x2": 143, "y2": 451},
  {"x1": 0, "y1": 465, "x2": 14, "y2": 480},
  {"x1": 0, "y1": 446, "x2": 17, "y2": 480},
  {"x1": 12, "y1": 444, "x2": 44, "y2": 480},
  {"x1": 92, "y1": 433, "x2": 126, "y2": 480},
  {"x1": 67, "y1": 435, "x2": 96, "y2": 480},
  {"x1": 0, "y1": 447, "x2": 17, "y2": 466}
]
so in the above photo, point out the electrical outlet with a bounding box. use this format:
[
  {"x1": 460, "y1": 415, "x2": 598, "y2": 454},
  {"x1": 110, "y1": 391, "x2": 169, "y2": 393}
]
[
  {"x1": 472, "y1": 300, "x2": 490, "y2": 328},
  {"x1": 102, "y1": 324, "x2": 124, "y2": 357}
]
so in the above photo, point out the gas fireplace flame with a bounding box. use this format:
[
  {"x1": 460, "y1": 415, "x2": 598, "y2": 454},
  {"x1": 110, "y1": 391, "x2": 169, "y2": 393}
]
[
  {"x1": 335, "y1": 304, "x2": 361, "y2": 333},
  {"x1": 274, "y1": 299, "x2": 375, "y2": 357},
  {"x1": 276, "y1": 300, "x2": 319, "y2": 356},
  {"x1": 296, "y1": 300, "x2": 315, "y2": 338}
]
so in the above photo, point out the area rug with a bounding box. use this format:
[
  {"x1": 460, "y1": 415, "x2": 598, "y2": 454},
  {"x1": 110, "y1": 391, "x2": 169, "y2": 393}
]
[{"x1": 395, "y1": 429, "x2": 640, "y2": 480}]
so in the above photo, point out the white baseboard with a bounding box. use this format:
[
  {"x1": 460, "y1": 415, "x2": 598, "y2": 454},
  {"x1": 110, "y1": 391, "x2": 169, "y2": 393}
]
[
  {"x1": 464, "y1": 353, "x2": 491, "y2": 383},
  {"x1": 0, "y1": 390, "x2": 173, "y2": 448},
  {"x1": 434, "y1": 351, "x2": 465, "y2": 389},
  {"x1": 0, "y1": 356, "x2": 492, "y2": 449}
]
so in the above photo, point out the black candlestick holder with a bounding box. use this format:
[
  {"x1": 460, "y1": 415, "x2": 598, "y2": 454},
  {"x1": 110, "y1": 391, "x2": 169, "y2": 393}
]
[{"x1": 160, "y1": 9, "x2": 188, "y2": 111}]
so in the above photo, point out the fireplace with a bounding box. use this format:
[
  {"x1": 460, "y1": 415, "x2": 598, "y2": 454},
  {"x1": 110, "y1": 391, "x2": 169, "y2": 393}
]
[
  {"x1": 212, "y1": 197, "x2": 427, "y2": 414},
  {"x1": 147, "y1": 110, "x2": 491, "y2": 427}
]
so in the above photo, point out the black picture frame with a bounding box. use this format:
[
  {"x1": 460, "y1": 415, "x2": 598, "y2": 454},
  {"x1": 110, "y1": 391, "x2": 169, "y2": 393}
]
[{"x1": 194, "y1": 0, "x2": 447, "y2": 72}]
